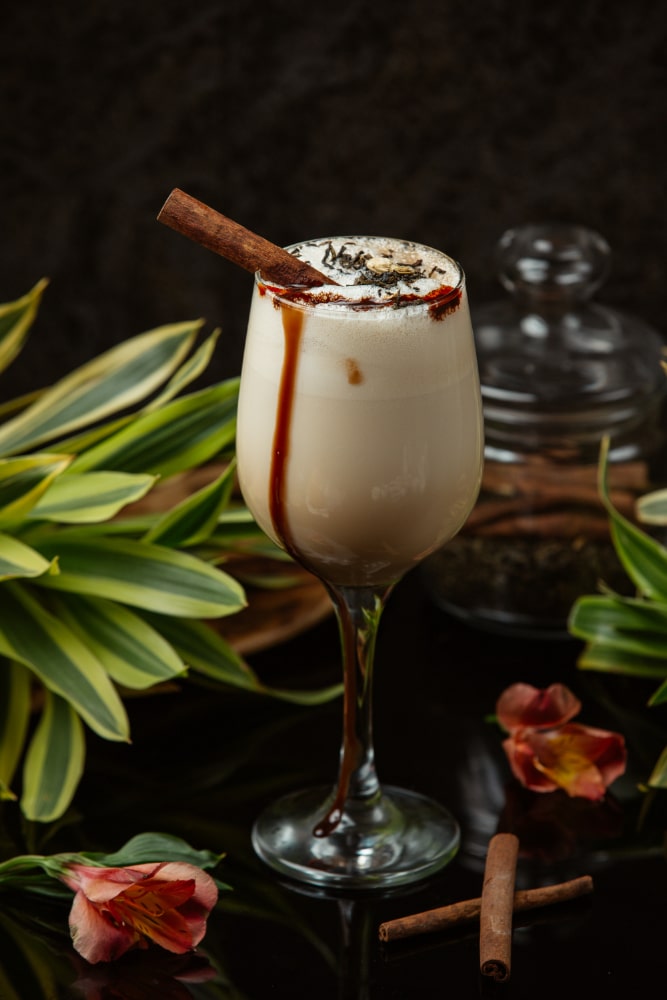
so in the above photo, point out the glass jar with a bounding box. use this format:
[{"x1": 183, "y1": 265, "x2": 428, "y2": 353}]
[{"x1": 422, "y1": 223, "x2": 666, "y2": 638}]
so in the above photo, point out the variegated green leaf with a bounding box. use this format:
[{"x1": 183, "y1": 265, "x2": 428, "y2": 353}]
[
  {"x1": 637, "y1": 488, "x2": 667, "y2": 526},
  {"x1": 648, "y1": 680, "x2": 667, "y2": 706},
  {"x1": 577, "y1": 640, "x2": 667, "y2": 678},
  {"x1": 0, "y1": 279, "x2": 48, "y2": 377},
  {"x1": 49, "y1": 593, "x2": 186, "y2": 689},
  {"x1": 144, "y1": 461, "x2": 236, "y2": 547},
  {"x1": 143, "y1": 612, "x2": 259, "y2": 690},
  {"x1": 34, "y1": 535, "x2": 246, "y2": 618},
  {"x1": 647, "y1": 745, "x2": 667, "y2": 788},
  {"x1": 49, "y1": 328, "x2": 222, "y2": 457},
  {"x1": 0, "y1": 532, "x2": 56, "y2": 581},
  {"x1": 68, "y1": 380, "x2": 239, "y2": 478},
  {"x1": 0, "y1": 320, "x2": 203, "y2": 456},
  {"x1": 0, "y1": 661, "x2": 31, "y2": 798},
  {"x1": 148, "y1": 614, "x2": 342, "y2": 704},
  {"x1": 0, "y1": 584, "x2": 129, "y2": 741},
  {"x1": 569, "y1": 594, "x2": 667, "y2": 657},
  {"x1": 0, "y1": 387, "x2": 42, "y2": 422},
  {"x1": 35, "y1": 412, "x2": 131, "y2": 459},
  {"x1": 598, "y1": 438, "x2": 667, "y2": 601},
  {"x1": 143, "y1": 328, "x2": 222, "y2": 411},
  {"x1": 28, "y1": 471, "x2": 157, "y2": 524},
  {"x1": 609, "y1": 518, "x2": 667, "y2": 602},
  {"x1": 21, "y1": 690, "x2": 85, "y2": 822},
  {"x1": 62, "y1": 484, "x2": 251, "y2": 546},
  {"x1": 209, "y1": 506, "x2": 284, "y2": 555},
  {"x1": 0, "y1": 454, "x2": 73, "y2": 527}
]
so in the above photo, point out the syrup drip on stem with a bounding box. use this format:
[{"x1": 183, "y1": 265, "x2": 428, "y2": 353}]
[{"x1": 313, "y1": 582, "x2": 394, "y2": 838}]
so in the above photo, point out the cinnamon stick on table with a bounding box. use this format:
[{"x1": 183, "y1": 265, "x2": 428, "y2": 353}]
[
  {"x1": 157, "y1": 188, "x2": 335, "y2": 287},
  {"x1": 479, "y1": 833, "x2": 520, "y2": 982},
  {"x1": 377, "y1": 875, "x2": 593, "y2": 943}
]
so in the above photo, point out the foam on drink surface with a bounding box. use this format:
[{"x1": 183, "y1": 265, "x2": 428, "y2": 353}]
[{"x1": 286, "y1": 236, "x2": 462, "y2": 304}]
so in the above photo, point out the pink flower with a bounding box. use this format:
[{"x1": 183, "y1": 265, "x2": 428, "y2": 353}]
[
  {"x1": 59, "y1": 861, "x2": 218, "y2": 964},
  {"x1": 496, "y1": 682, "x2": 626, "y2": 801}
]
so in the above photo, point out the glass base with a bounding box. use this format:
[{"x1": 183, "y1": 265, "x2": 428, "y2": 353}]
[{"x1": 252, "y1": 784, "x2": 460, "y2": 890}]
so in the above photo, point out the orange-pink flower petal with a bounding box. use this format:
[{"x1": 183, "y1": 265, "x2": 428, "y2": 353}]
[
  {"x1": 502, "y1": 722, "x2": 626, "y2": 801},
  {"x1": 62, "y1": 861, "x2": 218, "y2": 964},
  {"x1": 496, "y1": 682, "x2": 582, "y2": 732}
]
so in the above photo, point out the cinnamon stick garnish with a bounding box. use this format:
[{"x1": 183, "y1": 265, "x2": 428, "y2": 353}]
[
  {"x1": 157, "y1": 188, "x2": 335, "y2": 287},
  {"x1": 377, "y1": 875, "x2": 593, "y2": 943},
  {"x1": 479, "y1": 832, "x2": 519, "y2": 982}
]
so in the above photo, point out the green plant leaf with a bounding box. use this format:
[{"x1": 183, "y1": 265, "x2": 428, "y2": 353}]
[
  {"x1": 648, "y1": 679, "x2": 667, "y2": 706},
  {"x1": 0, "y1": 454, "x2": 73, "y2": 527},
  {"x1": 0, "y1": 388, "x2": 43, "y2": 423},
  {"x1": 28, "y1": 471, "x2": 157, "y2": 524},
  {"x1": 50, "y1": 328, "x2": 223, "y2": 458},
  {"x1": 68, "y1": 380, "x2": 238, "y2": 478},
  {"x1": 609, "y1": 517, "x2": 667, "y2": 601},
  {"x1": 0, "y1": 532, "x2": 56, "y2": 581},
  {"x1": 87, "y1": 832, "x2": 223, "y2": 870},
  {"x1": 209, "y1": 506, "x2": 284, "y2": 554},
  {"x1": 148, "y1": 614, "x2": 343, "y2": 704},
  {"x1": 143, "y1": 461, "x2": 236, "y2": 547},
  {"x1": 569, "y1": 594, "x2": 667, "y2": 657},
  {"x1": 34, "y1": 535, "x2": 246, "y2": 619},
  {"x1": 47, "y1": 593, "x2": 187, "y2": 689},
  {"x1": 0, "y1": 320, "x2": 203, "y2": 456},
  {"x1": 0, "y1": 660, "x2": 31, "y2": 799},
  {"x1": 647, "y1": 745, "x2": 667, "y2": 789},
  {"x1": 21, "y1": 690, "x2": 85, "y2": 822},
  {"x1": 144, "y1": 613, "x2": 260, "y2": 691},
  {"x1": 577, "y1": 640, "x2": 667, "y2": 678},
  {"x1": 0, "y1": 279, "x2": 48, "y2": 377},
  {"x1": 143, "y1": 328, "x2": 222, "y2": 411},
  {"x1": 42, "y1": 412, "x2": 134, "y2": 460},
  {"x1": 0, "y1": 584, "x2": 129, "y2": 741},
  {"x1": 598, "y1": 438, "x2": 667, "y2": 601},
  {"x1": 637, "y1": 488, "x2": 667, "y2": 526}
]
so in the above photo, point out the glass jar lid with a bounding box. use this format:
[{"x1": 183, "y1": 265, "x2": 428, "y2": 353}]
[{"x1": 474, "y1": 224, "x2": 665, "y2": 444}]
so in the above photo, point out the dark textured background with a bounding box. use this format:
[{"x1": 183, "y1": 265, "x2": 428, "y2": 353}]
[{"x1": 2, "y1": 1, "x2": 666, "y2": 395}]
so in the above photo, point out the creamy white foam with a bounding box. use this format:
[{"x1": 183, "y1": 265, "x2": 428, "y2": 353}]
[{"x1": 288, "y1": 235, "x2": 462, "y2": 300}]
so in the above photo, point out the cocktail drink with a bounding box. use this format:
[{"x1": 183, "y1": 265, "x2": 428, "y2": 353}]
[{"x1": 237, "y1": 235, "x2": 484, "y2": 888}]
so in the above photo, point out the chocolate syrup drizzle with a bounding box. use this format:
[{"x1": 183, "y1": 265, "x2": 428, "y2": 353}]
[
  {"x1": 260, "y1": 280, "x2": 461, "y2": 319},
  {"x1": 268, "y1": 304, "x2": 303, "y2": 561}
]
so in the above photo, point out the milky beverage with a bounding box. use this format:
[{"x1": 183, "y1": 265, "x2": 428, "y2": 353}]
[{"x1": 236, "y1": 236, "x2": 483, "y2": 588}]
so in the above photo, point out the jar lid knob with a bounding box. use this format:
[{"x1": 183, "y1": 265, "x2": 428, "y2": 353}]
[{"x1": 496, "y1": 224, "x2": 611, "y2": 302}]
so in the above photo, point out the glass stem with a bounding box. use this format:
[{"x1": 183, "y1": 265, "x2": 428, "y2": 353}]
[{"x1": 313, "y1": 583, "x2": 394, "y2": 837}]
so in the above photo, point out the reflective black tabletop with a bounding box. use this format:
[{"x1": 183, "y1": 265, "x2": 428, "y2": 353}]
[{"x1": 1, "y1": 571, "x2": 665, "y2": 998}]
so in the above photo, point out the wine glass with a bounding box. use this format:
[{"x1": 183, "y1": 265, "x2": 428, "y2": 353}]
[{"x1": 236, "y1": 236, "x2": 483, "y2": 889}]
